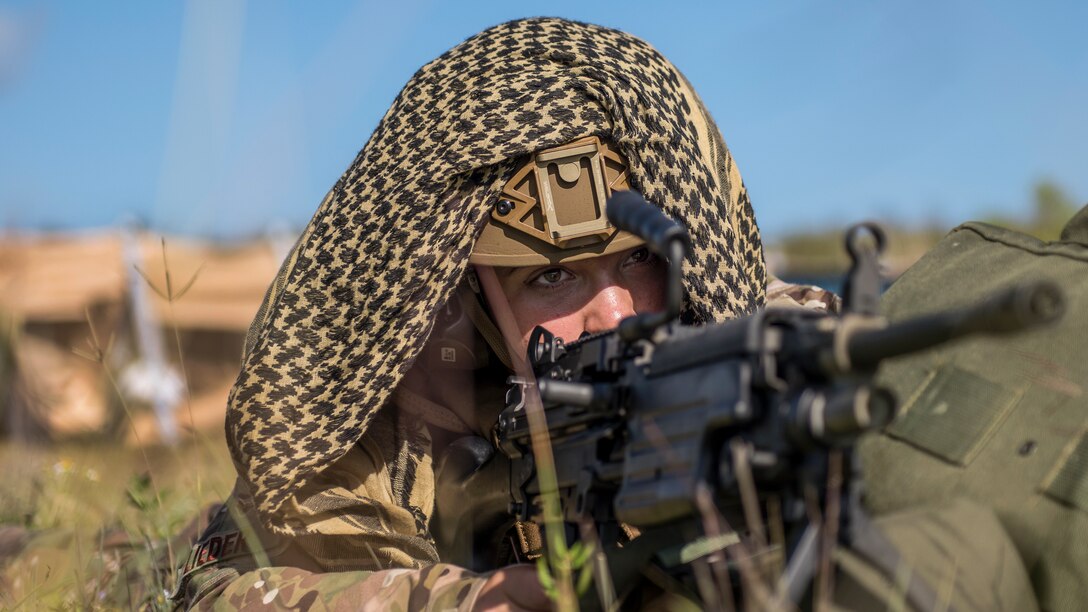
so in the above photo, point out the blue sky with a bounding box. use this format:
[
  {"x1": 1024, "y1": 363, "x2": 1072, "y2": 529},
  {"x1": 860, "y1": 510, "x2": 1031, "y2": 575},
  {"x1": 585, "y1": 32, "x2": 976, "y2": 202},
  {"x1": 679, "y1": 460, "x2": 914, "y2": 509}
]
[{"x1": 1, "y1": 0, "x2": 1085, "y2": 239}]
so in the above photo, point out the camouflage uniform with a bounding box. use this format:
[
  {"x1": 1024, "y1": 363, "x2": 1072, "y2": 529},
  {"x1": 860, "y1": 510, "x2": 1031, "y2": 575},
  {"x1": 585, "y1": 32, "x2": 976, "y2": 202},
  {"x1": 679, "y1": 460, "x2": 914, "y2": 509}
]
[
  {"x1": 177, "y1": 393, "x2": 518, "y2": 608},
  {"x1": 765, "y1": 277, "x2": 842, "y2": 313},
  {"x1": 189, "y1": 565, "x2": 485, "y2": 611}
]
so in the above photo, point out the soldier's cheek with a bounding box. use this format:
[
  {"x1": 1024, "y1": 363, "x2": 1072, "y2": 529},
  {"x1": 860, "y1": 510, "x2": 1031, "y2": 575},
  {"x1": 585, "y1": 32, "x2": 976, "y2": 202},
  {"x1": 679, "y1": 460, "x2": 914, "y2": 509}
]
[{"x1": 624, "y1": 264, "x2": 669, "y2": 315}]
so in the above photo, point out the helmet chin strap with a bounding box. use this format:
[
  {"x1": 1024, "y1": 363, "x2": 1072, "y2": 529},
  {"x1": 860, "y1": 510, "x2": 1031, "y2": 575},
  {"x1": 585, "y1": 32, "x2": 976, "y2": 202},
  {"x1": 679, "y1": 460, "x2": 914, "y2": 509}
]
[
  {"x1": 473, "y1": 265, "x2": 531, "y2": 375},
  {"x1": 459, "y1": 269, "x2": 514, "y2": 371}
]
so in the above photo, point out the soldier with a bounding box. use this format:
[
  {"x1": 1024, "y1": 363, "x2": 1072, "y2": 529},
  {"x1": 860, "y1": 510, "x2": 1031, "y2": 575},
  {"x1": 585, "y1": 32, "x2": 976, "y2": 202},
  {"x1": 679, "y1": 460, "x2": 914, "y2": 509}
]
[
  {"x1": 172, "y1": 14, "x2": 1068, "y2": 611},
  {"x1": 171, "y1": 16, "x2": 800, "y2": 610}
]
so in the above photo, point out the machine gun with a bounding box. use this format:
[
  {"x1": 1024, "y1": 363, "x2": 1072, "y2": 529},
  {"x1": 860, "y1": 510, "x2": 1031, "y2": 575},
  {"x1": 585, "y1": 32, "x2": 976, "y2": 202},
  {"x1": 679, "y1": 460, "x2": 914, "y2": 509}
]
[{"x1": 436, "y1": 191, "x2": 1063, "y2": 606}]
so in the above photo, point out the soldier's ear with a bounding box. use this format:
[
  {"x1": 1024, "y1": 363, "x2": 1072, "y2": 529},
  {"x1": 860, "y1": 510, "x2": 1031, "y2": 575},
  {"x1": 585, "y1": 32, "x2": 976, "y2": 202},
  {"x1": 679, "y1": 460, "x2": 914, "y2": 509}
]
[
  {"x1": 466, "y1": 266, "x2": 517, "y2": 371},
  {"x1": 420, "y1": 282, "x2": 490, "y2": 371}
]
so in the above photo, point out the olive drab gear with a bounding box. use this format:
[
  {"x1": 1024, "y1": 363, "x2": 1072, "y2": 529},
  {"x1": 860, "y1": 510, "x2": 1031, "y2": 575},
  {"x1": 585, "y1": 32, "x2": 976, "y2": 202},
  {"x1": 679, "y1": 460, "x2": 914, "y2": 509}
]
[
  {"x1": 859, "y1": 204, "x2": 1088, "y2": 611},
  {"x1": 833, "y1": 499, "x2": 1038, "y2": 612}
]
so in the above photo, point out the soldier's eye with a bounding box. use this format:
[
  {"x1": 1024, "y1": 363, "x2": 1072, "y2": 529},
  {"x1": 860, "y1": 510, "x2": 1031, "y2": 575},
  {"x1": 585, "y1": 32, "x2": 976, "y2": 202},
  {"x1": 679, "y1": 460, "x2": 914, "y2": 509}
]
[
  {"x1": 623, "y1": 247, "x2": 658, "y2": 267},
  {"x1": 528, "y1": 267, "x2": 573, "y2": 288}
]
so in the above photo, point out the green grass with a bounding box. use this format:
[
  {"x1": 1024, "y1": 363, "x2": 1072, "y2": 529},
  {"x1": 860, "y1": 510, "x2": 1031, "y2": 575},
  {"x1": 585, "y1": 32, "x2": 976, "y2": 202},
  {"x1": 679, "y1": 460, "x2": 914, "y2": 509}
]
[{"x1": 0, "y1": 435, "x2": 235, "y2": 610}]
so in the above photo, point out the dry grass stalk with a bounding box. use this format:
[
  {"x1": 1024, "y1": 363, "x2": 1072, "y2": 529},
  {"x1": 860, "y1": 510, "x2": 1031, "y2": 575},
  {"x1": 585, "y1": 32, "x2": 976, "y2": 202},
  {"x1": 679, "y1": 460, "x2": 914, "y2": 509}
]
[
  {"x1": 577, "y1": 518, "x2": 617, "y2": 611},
  {"x1": 133, "y1": 237, "x2": 205, "y2": 448},
  {"x1": 473, "y1": 266, "x2": 579, "y2": 610},
  {"x1": 693, "y1": 483, "x2": 736, "y2": 612},
  {"x1": 72, "y1": 308, "x2": 162, "y2": 509},
  {"x1": 814, "y1": 451, "x2": 842, "y2": 611}
]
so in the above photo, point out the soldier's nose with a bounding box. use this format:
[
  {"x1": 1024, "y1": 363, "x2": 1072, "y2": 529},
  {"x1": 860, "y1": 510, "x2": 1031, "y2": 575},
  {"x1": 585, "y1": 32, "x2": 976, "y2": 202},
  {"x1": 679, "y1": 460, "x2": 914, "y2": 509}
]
[{"x1": 583, "y1": 285, "x2": 635, "y2": 334}]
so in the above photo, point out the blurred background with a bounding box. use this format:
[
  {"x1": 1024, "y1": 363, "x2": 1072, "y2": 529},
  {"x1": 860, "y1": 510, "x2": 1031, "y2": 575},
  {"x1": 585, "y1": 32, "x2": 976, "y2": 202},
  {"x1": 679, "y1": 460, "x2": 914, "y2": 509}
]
[
  {"x1": 5, "y1": 0, "x2": 1086, "y2": 440},
  {"x1": 0, "y1": 0, "x2": 1085, "y2": 605}
]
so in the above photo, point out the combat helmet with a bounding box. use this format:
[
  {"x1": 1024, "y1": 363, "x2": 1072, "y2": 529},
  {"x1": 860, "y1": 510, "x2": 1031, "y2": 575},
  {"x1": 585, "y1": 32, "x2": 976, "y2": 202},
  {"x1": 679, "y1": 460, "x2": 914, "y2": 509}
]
[{"x1": 424, "y1": 136, "x2": 645, "y2": 373}]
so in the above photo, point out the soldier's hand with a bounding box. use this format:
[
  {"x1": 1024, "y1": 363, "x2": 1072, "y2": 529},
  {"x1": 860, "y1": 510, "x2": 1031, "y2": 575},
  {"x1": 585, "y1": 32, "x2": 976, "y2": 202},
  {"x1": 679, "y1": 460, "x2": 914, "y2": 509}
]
[{"x1": 474, "y1": 564, "x2": 551, "y2": 612}]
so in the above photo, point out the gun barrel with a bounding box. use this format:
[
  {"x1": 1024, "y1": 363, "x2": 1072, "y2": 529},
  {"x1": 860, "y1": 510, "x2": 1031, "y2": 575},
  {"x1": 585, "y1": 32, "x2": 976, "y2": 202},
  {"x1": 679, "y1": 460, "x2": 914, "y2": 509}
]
[
  {"x1": 846, "y1": 281, "x2": 1063, "y2": 369},
  {"x1": 539, "y1": 379, "x2": 603, "y2": 408}
]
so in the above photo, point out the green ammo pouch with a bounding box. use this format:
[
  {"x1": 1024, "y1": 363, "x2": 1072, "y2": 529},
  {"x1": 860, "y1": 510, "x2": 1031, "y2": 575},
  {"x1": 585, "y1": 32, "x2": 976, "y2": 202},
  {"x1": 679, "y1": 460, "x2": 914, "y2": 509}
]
[{"x1": 860, "y1": 205, "x2": 1088, "y2": 611}]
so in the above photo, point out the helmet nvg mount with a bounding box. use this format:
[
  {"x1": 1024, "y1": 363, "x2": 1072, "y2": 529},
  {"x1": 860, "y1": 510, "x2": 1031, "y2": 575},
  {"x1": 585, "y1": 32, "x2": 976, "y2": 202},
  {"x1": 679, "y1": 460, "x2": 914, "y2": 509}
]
[{"x1": 470, "y1": 136, "x2": 644, "y2": 266}]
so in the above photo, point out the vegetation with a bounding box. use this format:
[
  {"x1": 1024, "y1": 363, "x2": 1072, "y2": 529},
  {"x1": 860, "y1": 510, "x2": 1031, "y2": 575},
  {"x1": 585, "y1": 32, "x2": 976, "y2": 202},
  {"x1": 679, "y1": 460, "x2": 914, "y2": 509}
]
[
  {"x1": 981, "y1": 180, "x2": 1081, "y2": 241},
  {"x1": 0, "y1": 438, "x2": 234, "y2": 609},
  {"x1": 0, "y1": 239, "x2": 232, "y2": 610}
]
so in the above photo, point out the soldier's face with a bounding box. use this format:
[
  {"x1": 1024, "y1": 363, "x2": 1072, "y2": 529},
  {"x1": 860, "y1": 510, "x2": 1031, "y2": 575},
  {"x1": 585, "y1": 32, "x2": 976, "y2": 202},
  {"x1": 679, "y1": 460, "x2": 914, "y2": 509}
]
[{"x1": 480, "y1": 245, "x2": 668, "y2": 355}]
